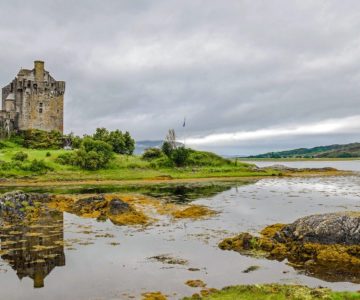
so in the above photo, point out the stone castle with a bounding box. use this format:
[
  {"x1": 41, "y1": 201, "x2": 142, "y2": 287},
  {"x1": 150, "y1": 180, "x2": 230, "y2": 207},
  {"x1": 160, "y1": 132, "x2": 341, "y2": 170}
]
[{"x1": 0, "y1": 61, "x2": 65, "y2": 136}]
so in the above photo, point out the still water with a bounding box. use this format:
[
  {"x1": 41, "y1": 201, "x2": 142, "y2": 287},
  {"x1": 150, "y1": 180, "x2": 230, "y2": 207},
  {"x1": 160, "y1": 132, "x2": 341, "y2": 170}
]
[{"x1": 0, "y1": 163, "x2": 359, "y2": 299}]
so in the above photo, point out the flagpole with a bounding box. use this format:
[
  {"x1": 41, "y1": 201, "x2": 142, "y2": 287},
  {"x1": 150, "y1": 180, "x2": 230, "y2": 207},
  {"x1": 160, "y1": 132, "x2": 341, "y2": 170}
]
[{"x1": 183, "y1": 117, "x2": 186, "y2": 148}]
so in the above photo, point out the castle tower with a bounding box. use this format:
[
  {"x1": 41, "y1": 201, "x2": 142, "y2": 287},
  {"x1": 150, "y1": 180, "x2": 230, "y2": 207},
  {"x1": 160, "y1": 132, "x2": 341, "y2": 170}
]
[{"x1": 0, "y1": 60, "x2": 65, "y2": 134}]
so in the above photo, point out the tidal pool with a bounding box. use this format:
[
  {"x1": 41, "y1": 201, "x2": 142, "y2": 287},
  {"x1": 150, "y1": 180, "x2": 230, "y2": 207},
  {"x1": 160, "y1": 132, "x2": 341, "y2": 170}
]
[{"x1": 0, "y1": 176, "x2": 359, "y2": 299}]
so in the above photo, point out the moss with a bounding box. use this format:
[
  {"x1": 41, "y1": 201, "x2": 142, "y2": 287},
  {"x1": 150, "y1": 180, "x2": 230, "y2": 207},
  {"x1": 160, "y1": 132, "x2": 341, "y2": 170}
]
[
  {"x1": 182, "y1": 284, "x2": 360, "y2": 300},
  {"x1": 219, "y1": 224, "x2": 360, "y2": 283},
  {"x1": 185, "y1": 280, "x2": 207, "y2": 288},
  {"x1": 142, "y1": 292, "x2": 168, "y2": 300},
  {"x1": 48, "y1": 194, "x2": 149, "y2": 226},
  {"x1": 172, "y1": 205, "x2": 216, "y2": 219}
]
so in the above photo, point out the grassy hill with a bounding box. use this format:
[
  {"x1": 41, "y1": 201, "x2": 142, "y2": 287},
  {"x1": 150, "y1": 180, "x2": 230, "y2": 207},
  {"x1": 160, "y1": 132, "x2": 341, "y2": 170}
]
[
  {"x1": 247, "y1": 143, "x2": 360, "y2": 159},
  {"x1": 0, "y1": 139, "x2": 274, "y2": 181}
]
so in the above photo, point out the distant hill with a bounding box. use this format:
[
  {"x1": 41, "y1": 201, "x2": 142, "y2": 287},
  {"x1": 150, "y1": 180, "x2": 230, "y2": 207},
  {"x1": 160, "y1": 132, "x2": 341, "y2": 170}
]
[
  {"x1": 247, "y1": 143, "x2": 360, "y2": 159},
  {"x1": 134, "y1": 140, "x2": 163, "y2": 155}
]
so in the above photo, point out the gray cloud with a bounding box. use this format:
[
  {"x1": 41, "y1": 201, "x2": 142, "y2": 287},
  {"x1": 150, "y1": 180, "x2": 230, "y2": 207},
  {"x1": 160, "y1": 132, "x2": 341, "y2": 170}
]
[{"x1": 1, "y1": 0, "x2": 360, "y2": 154}]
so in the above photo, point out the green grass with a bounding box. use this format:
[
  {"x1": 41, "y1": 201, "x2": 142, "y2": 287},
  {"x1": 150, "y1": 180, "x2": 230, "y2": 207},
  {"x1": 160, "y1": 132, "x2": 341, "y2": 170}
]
[
  {"x1": 0, "y1": 143, "x2": 277, "y2": 181},
  {"x1": 182, "y1": 284, "x2": 360, "y2": 300}
]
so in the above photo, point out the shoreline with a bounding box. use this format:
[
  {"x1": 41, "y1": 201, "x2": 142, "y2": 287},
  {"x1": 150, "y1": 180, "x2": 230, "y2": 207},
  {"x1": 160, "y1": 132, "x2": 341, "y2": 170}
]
[{"x1": 0, "y1": 170, "x2": 353, "y2": 188}]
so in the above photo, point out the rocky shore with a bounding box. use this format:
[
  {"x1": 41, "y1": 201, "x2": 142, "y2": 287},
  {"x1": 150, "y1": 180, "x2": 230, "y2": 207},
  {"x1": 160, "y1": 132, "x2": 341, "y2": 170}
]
[{"x1": 219, "y1": 212, "x2": 360, "y2": 283}]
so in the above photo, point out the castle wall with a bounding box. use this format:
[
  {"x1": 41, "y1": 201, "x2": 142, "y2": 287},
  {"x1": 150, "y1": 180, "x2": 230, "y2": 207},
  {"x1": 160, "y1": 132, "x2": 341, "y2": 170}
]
[
  {"x1": 1, "y1": 61, "x2": 65, "y2": 134},
  {"x1": 21, "y1": 92, "x2": 64, "y2": 132}
]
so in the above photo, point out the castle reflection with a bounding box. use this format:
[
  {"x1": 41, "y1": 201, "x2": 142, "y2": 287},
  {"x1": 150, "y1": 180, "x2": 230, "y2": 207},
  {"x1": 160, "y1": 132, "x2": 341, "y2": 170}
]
[{"x1": 0, "y1": 210, "x2": 65, "y2": 288}]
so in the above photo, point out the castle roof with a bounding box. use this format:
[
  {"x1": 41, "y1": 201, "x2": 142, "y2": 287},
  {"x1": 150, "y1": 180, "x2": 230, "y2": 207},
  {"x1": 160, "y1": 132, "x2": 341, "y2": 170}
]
[{"x1": 17, "y1": 69, "x2": 32, "y2": 76}]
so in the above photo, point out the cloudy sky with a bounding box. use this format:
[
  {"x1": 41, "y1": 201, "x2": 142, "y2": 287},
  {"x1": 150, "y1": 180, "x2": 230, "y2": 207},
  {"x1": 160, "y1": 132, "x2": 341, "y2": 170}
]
[{"x1": 1, "y1": 0, "x2": 360, "y2": 155}]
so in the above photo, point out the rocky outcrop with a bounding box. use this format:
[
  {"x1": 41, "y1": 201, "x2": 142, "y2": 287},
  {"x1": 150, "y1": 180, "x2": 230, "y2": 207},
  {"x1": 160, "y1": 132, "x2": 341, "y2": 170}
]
[
  {"x1": 48, "y1": 194, "x2": 148, "y2": 226},
  {"x1": 219, "y1": 212, "x2": 360, "y2": 283},
  {"x1": 276, "y1": 212, "x2": 360, "y2": 245},
  {"x1": 0, "y1": 191, "x2": 50, "y2": 218}
]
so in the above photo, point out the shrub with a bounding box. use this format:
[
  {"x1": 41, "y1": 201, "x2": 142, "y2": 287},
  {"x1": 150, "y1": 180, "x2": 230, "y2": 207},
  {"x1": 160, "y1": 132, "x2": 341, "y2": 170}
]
[
  {"x1": 23, "y1": 159, "x2": 53, "y2": 173},
  {"x1": 12, "y1": 151, "x2": 28, "y2": 162},
  {"x1": 21, "y1": 129, "x2": 64, "y2": 149},
  {"x1": 46, "y1": 152, "x2": 51, "y2": 157},
  {"x1": 142, "y1": 148, "x2": 163, "y2": 160},
  {"x1": 57, "y1": 138, "x2": 114, "y2": 170},
  {"x1": 161, "y1": 141, "x2": 172, "y2": 157},
  {"x1": 171, "y1": 147, "x2": 190, "y2": 167}
]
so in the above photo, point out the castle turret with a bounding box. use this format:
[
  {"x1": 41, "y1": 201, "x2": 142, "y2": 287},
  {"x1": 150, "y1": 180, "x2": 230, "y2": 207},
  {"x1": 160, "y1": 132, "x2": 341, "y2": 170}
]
[{"x1": 34, "y1": 60, "x2": 45, "y2": 82}]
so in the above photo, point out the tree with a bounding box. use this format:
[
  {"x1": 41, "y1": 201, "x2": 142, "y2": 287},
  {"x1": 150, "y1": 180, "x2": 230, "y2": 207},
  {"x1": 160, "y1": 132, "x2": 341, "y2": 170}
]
[
  {"x1": 124, "y1": 131, "x2": 135, "y2": 155},
  {"x1": 162, "y1": 141, "x2": 172, "y2": 157},
  {"x1": 93, "y1": 128, "x2": 110, "y2": 142},
  {"x1": 171, "y1": 147, "x2": 189, "y2": 167},
  {"x1": 108, "y1": 130, "x2": 126, "y2": 154}
]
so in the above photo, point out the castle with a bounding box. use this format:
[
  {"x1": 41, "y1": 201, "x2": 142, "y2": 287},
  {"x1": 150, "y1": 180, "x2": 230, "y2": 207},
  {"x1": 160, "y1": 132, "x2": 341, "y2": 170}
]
[{"x1": 0, "y1": 61, "x2": 65, "y2": 136}]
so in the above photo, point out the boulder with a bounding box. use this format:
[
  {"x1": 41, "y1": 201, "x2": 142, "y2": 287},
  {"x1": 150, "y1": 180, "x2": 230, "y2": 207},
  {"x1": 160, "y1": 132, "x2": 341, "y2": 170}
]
[
  {"x1": 276, "y1": 212, "x2": 360, "y2": 245},
  {"x1": 108, "y1": 198, "x2": 131, "y2": 215}
]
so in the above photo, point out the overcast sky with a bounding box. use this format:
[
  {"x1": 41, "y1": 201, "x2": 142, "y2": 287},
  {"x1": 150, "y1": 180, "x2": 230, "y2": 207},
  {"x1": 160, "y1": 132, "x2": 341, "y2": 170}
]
[{"x1": 1, "y1": 0, "x2": 360, "y2": 155}]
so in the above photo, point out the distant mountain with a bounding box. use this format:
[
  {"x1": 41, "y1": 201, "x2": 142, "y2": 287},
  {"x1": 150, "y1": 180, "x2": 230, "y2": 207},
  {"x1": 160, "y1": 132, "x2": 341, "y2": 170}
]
[
  {"x1": 134, "y1": 140, "x2": 163, "y2": 155},
  {"x1": 247, "y1": 143, "x2": 360, "y2": 159}
]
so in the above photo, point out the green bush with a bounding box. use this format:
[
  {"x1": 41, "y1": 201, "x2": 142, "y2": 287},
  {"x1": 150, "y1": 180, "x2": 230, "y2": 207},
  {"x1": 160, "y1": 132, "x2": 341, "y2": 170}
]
[
  {"x1": 161, "y1": 141, "x2": 172, "y2": 157},
  {"x1": 22, "y1": 159, "x2": 53, "y2": 173},
  {"x1": 142, "y1": 148, "x2": 163, "y2": 160},
  {"x1": 46, "y1": 152, "x2": 51, "y2": 157},
  {"x1": 21, "y1": 129, "x2": 64, "y2": 149},
  {"x1": 0, "y1": 160, "x2": 22, "y2": 171},
  {"x1": 171, "y1": 147, "x2": 190, "y2": 167},
  {"x1": 57, "y1": 138, "x2": 114, "y2": 170},
  {"x1": 12, "y1": 151, "x2": 28, "y2": 162}
]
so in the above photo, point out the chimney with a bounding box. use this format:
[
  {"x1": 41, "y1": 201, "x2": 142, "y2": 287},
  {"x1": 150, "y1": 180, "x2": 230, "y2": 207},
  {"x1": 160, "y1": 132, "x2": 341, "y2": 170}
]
[{"x1": 34, "y1": 60, "x2": 44, "y2": 82}]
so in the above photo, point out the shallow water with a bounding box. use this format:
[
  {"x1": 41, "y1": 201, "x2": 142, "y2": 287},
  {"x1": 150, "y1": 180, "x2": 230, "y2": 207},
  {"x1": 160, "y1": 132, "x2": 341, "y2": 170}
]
[{"x1": 0, "y1": 176, "x2": 360, "y2": 299}]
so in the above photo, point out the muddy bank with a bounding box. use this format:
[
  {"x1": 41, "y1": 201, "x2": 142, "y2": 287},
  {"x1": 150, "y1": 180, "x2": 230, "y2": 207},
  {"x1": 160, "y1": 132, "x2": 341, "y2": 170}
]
[{"x1": 219, "y1": 212, "x2": 360, "y2": 283}]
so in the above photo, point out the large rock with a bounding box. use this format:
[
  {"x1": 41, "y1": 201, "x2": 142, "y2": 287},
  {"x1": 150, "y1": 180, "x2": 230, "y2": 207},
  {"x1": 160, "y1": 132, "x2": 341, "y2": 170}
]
[
  {"x1": 108, "y1": 198, "x2": 131, "y2": 215},
  {"x1": 276, "y1": 212, "x2": 360, "y2": 245}
]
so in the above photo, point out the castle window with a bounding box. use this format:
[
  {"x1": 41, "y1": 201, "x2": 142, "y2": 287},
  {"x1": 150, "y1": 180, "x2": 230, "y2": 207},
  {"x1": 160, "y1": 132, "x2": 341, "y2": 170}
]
[
  {"x1": 39, "y1": 108, "x2": 43, "y2": 113},
  {"x1": 39, "y1": 103, "x2": 43, "y2": 107}
]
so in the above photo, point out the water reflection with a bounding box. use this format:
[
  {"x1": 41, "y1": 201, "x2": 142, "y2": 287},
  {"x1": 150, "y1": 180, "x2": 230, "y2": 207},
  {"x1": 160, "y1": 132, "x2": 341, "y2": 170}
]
[
  {"x1": 0, "y1": 210, "x2": 65, "y2": 288},
  {"x1": 0, "y1": 181, "x2": 248, "y2": 203}
]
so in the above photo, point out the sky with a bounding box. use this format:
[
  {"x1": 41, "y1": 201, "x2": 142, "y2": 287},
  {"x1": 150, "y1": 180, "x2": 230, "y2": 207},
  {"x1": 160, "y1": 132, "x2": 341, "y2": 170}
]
[{"x1": 1, "y1": 0, "x2": 360, "y2": 155}]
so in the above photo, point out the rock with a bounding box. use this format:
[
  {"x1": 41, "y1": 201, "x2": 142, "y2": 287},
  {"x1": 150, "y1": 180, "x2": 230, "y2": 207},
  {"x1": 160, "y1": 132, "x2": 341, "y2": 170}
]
[
  {"x1": 108, "y1": 198, "x2": 131, "y2": 215},
  {"x1": 276, "y1": 212, "x2": 360, "y2": 245},
  {"x1": 72, "y1": 195, "x2": 108, "y2": 215},
  {"x1": 0, "y1": 191, "x2": 50, "y2": 218}
]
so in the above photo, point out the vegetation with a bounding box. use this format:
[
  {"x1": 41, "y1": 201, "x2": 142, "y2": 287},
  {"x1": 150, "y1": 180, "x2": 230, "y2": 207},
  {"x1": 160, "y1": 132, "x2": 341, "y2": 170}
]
[
  {"x1": 57, "y1": 138, "x2": 114, "y2": 170},
  {"x1": 182, "y1": 284, "x2": 360, "y2": 300},
  {"x1": 247, "y1": 142, "x2": 360, "y2": 159},
  {"x1": 91, "y1": 127, "x2": 135, "y2": 155},
  {"x1": 21, "y1": 129, "x2": 64, "y2": 149},
  {"x1": 0, "y1": 137, "x2": 275, "y2": 181}
]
